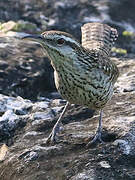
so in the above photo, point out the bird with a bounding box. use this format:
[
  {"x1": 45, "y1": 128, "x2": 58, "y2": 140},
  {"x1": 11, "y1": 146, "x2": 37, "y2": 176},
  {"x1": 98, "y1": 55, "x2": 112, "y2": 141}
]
[{"x1": 22, "y1": 22, "x2": 119, "y2": 146}]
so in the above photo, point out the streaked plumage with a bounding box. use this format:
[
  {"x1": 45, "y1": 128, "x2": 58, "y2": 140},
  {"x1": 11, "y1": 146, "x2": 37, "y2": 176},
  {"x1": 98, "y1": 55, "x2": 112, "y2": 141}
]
[
  {"x1": 41, "y1": 23, "x2": 118, "y2": 109},
  {"x1": 22, "y1": 22, "x2": 119, "y2": 145}
]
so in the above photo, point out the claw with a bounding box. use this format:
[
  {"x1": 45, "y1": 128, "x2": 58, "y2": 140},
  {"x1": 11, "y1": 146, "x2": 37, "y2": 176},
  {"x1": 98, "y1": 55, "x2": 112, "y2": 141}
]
[
  {"x1": 86, "y1": 131, "x2": 104, "y2": 147},
  {"x1": 46, "y1": 123, "x2": 61, "y2": 144},
  {"x1": 86, "y1": 110, "x2": 104, "y2": 147},
  {"x1": 46, "y1": 102, "x2": 69, "y2": 144}
]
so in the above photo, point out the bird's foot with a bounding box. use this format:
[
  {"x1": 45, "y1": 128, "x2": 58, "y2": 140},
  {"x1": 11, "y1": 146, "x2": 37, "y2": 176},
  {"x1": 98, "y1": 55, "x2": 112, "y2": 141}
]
[
  {"x1": 46, "y1": 123, "x2": 63, "y2": 144},
  {"x1": 86, "y1": 130, "x2": 104, "y2": 147}
]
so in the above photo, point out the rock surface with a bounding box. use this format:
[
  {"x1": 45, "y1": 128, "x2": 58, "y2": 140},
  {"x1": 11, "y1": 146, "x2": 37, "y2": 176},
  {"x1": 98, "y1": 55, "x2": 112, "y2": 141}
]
[
  {"x1": 0, "y1": 37, "x2": 55, "y2": 99},
  {"x1": 0, "y1": 57, "x2": 135, "y2": 179},
  {"x1": 0, "y1": 0, "x2": 135, "y2": 180}
]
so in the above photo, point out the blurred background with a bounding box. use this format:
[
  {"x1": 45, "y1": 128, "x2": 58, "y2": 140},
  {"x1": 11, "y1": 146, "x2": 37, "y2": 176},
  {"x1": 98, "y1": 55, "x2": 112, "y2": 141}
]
[{"x1": 0, "y1": 0, "x2": 135, "y2": 100}]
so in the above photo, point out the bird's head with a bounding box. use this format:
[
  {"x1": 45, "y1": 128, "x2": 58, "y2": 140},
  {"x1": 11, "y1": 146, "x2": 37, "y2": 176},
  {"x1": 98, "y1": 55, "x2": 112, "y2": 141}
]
[{"x1": 22, "y1": 31, "x2": 81, "y2": 69}]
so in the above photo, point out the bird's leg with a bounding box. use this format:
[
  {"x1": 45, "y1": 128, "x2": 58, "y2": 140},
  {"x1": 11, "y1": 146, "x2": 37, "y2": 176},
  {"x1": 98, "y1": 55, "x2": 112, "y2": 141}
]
[
  {"x1": 87, "y1": 110, "x2": 104, "y2": 147},
  {"x1": 46, "y1": 102, "x2": 70, "y2": 144}
]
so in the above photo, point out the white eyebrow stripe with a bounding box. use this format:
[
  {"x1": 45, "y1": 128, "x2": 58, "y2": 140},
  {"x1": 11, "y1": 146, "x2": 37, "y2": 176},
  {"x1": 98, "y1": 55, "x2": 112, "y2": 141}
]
[
  {"x1": 60, "y1": 35, "x2": 79, "y2": 45},
  {"x1": 46, "y1": 34, "x2": 80, "y2": 46}
]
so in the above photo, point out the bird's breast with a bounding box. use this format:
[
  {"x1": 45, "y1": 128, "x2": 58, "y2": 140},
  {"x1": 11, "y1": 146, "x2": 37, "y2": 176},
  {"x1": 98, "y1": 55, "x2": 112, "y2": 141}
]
[{"x1": 54, "y1": 65, "x2": 113, "y2": 109}]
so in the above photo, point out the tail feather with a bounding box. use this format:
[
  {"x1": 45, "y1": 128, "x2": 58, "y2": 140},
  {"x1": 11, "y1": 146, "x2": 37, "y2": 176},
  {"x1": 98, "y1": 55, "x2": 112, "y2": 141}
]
[{"x1": 81, "y1": 23, "x2": 118, "y2": 56}]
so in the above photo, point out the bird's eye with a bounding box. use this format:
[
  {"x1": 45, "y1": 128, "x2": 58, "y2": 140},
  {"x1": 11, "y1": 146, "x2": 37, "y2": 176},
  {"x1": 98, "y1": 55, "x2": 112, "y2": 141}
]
[{"x1": 57, "y1": 38, "x2": 65, "y2": 45}]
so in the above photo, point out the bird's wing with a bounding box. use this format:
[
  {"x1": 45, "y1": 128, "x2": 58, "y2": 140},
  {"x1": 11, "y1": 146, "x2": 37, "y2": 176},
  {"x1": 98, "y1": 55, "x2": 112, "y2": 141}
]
[{"x1": 99, "y1": 55, "x2": 119, "y2": 84}]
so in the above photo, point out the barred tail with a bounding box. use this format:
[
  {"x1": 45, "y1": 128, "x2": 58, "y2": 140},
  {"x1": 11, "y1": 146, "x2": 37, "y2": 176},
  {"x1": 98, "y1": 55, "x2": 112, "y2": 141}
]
[{"x1": 81, "y1": 23, "x2": 118, "y2": 56}]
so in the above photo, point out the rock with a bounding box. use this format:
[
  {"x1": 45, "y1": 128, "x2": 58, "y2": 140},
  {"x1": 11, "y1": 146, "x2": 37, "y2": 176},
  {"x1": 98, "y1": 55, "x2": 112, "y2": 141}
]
[
  {"x1": 0, "y1": 20, "x2": 39, "y2": 38},
  {"x1": 0, "y1": 36, "x2": 56, "y2": 99},
  {"x1": 99, "y1": 161, "x2": 111, "y2": 168},
  {"x1": 70, "y1": 169, "x2": 95, "y2": 180},
  {"x1": 0, "y1": 56, "x2": 135, "y2": 179},
  {"x1": 113, "y1": 139, "x2": 131, "y2": 155},
  {"x1": 0, "y1": 144, "x2": 8, "y2": 162},
  {"x1": 0, "y1": 21, "x2": 17, "y2": 33},
  {"x1": 0, "y1": 94, "x2": 32, "y2": 142}
]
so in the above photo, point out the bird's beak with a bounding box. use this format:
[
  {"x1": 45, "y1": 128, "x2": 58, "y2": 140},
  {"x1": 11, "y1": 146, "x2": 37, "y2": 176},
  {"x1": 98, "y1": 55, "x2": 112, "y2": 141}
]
[{"x1": 22, "y1": 34, "x2": 44, "y2": 44}]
